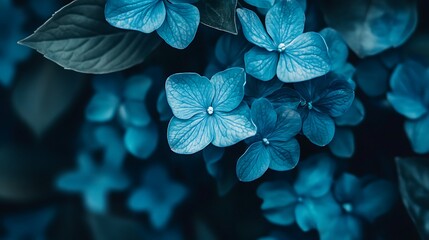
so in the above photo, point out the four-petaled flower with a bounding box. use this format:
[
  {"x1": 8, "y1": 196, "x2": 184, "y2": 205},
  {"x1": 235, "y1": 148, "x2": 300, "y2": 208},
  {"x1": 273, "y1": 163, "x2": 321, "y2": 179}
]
[
  {"x1": 237, "y1": 98, "x2": 301, "y2": 182},
  {"x1": 56, "y1": 126, "x2": 130, "y2": 213},
  {"x1": 237, "y1": 0, "x2": 330, "y2": 82},
  {"x1": 128, "y1": 165, "x2": 187, "y2": 230},
  {"x1": 165, "y1": 67, "x2": 257, "y2": 154},
  {"x1": 387, "y1": 60, "x2": 429, "y2": 154},
  {"x1": 269, "y1": 74, "x2": 355, "y2": 146},
  {"x1": 105, "y1": 0, "x2": 200, "y2": 49},
  {"x1": 257, "y1": 153, "x2": 337, "y2": 230}
]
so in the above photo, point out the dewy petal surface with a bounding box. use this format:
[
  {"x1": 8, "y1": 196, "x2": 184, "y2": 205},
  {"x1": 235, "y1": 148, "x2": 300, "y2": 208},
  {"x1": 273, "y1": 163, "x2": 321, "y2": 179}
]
[
  {"x1": 105, "y1": 0, "x2": 166, "y2": 33},
  {"x1": 265, "y1": 0, "x2": 305, "y2": 46},
  {"x1": 167, "y1": 114, "x2": 213, "y2": 154},
  {"x1": 244, "y1": 46, "x2": 279, "y2": 81},
  {"x1": 236, "y1": 8, "x2": 275, "y2": 51},
  {"x1": 277, "y1": 32, "x2": 330, "y2": 82},
  {"x1": 211, "y1": 103, "x2": 256, "y2": 147},
  {"x1": 211, "y1": 67, "x2": 246, "y2": 112},
  {"x1": 157, "y1": 2, "x2": 200, "y2": 49},
  {"x1": 165, "y1": 73, "x2": 214, "y2": 120}
]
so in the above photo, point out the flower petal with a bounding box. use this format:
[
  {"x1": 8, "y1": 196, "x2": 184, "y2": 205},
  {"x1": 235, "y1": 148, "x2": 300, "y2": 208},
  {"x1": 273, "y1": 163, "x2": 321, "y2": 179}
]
[
  {"x1": 236, "y1": 8, "x2": 275, "y2": 50},
  {"x1": 335, "y1": 98, "x2": 365, "y2": 126},
  {"x1": 244, "y1": 46, "x2": 279, "y2": 81},
  {"x1": 236, "y1": 142, "x2": 270, "y2": 182},
  {"x1": 294, "y1": 153, "x2": 336, "y2": 198},
  {"x1": 265, "y1": 0, "x2": 305, "y2": 45},
  {"x1": 124, "y1": 124, "x2": 159, "y2": 159},
  {"x1": 105, "y1": 0, "x2": 166, "y2": 33},
  {"x1": 85, "y1": 93, "x2": 120, "y2": 122},
  {"x1": 257, "y1": 181, "x2": 297, "y2": 225},
  {"x1": 157, "y1": 2, "x2": 200, "y2": 49},
  {"x1": 211, "y1": 67, "x2": 246, "y2": 112},
  {"x1": 251, "y1": 98, "x2": 277, "y2": 136},
  {"x1": 302, "y1": 111, "x2": 335, "y2": 146},
  {"x1": 354, "y1": 179, "x2": 397, "y2": 222},
  {"x1": 315, "y1": 78, "x2": 355, "y2": 117},
  {"x1": 334, "y1": 173, "x2": 362, "y2": 203},
  {"x1": 319, "y1": 28, "x2": 348, "y2": 71},
  {"x1": 120, "y1": 100, "x2": 151, "y2": 127},
  {"x1": 167, "y1": 114, "x2": 213, "y2": 154},
  {"x1": 211, "y1": 103, "x2": 257, "y2": 147},
  {"x1": 328, "y1": 127, "x2": 355, "y2": 158},
  {"x1": 277, "y1": 32, "x2": 330, "y2": 82},
  {"x1": 404, "y1": 114, "x2": 429, "y2": 154},
  {"x1": 123, "y1": 74, "x2": 152, "y2": 101},
  {"x1": 269, "y1": 108, "x2": 302, "y2": 141},
  {"x1": 268, "y1": 138, "x2": 300, "y2": 171},
  {"x1": 165, "y1": 73, "x2": 213, "y2": 119}
]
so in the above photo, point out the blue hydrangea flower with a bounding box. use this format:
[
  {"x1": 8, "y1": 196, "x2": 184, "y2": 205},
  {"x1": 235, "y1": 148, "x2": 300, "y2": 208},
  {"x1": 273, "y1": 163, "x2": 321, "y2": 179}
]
[
  {"x1": 105, "y1": 0, "x2": 200, "y2": 49},
  {"x1": 244, "y1": 76, "x2": 283, "y2": 103},
  {"x1": 269, "y1": 74, "x2": 355, "y2": 146},
  {"x1": 0, "y1": 0, "x2": 31, "y2": 87},
  {"x1": 205, "y1": 34, "x2": 251, "y2": 78},
  {"x1": 319, "y1": 28, "x2": 350, "y2": 75},
  {"x1": 165, "y1": 67, "x2": 257, "y2": 154},
  {"x1": 319, "y1": 173, "x2": 396, "y2": 240},
  {"x1": 387, "y1": 60, "x2": 429, "y2": 154},
  {"x1": 329, "y1": 98, "x2": 365, "y2": 158},
  {"x1": 236, "y1": 98, "x2": 301, "y2": 182},
  {"x1": 86, "y1": 73, "x2": 159, "y2": 159},
  {"x1": 257, "y1": 153, "x2": 336, "y2": 230},
  {"x1": 2, "y1": 207, "x2": 55, "y2": 240},
  {"x1": 128, "y1": 165, "x2": 187, "y2": 230},
  {"x1": 57, "y1": 126, "x2": 130, "y2": 213},
  {"x1": 237, "y1": 1, "x2": 330, "y2": 82}
]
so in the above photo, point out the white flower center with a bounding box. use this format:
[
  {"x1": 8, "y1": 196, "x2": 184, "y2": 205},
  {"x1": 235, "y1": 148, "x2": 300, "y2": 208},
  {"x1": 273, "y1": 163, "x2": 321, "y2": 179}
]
[
  {"x1": 278, "y1": 43, "x2": 287, "y2": 52},
  {"x1": 262, "y1": 138, "x2": 270, "y2": 145},
  {"x1": 207, "y1": 106, "x2": 214, "y2": 115},
  {"x1": 342, "y1": 203, "x2": 353, "y2": 213}
]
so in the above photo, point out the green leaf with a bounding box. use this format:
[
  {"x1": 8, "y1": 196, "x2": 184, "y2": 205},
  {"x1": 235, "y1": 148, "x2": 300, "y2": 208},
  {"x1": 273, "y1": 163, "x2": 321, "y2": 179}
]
[
  {"x1": 196, "y1": 0, "x2": 238, "y2": 34},
  {"x1": 19, "y1": 0, "x2": 161, "y2": 74},
  {"x1": 396, "y1": 157, "x2": 429, "y2": 239},
  {"x1": 12, "y1": 58, "x2": 85, "y2": 137},
  {"x1": 320, "y1": 0, "x2": 417, "y2": 58}
]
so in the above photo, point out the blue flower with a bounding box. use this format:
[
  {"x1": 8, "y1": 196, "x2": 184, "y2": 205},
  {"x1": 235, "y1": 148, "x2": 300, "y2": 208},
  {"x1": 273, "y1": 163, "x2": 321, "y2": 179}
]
[
  {"x1": 157, "y1": 90, "x2": 173, "y2": 121},
  {"x1": 236, "y1": 98, "x2": 301, "y2": 182},
  {"x1": 244, "y1": 75, "x2": 283, "y2": 103},
  {"x1": 86, "y1": 73, "x2": 152, "y2": 127},
  {"x1": 319, "y1": 28, "x2": 349, "y2": 74},
  {"x1": 128, "y1": 165, "x2": 187, "y2": 230},
  {"x1": 2, "y1": 207, "x2": 55, "y2": 240},
  {"x1": 105, "y1": 0, "x2": 200, "y2": 49},
  {"x1": 0, "y1": 0, "x2": 31, "y2": 87},
  {"x1": 165, "y1": 67, "x2": 257, "y2": 154},
  {"x1": 319, "y1": 173, "x2": 396, "y2": 240},
  {"x1": 56, "y1": 126, "x2": 130, "y2": 213},
  {"x1": 387, "y1": 60, "x2": 429, "y2": 154},
  {"x1": 257, "y1": 153, "x2": 336, "y2": 230},
  {"x1": 269, "y1": 74, "x2": 355, "y2": 146},
  {"x1": 86, "y1": 73, "x2": 159, "y2": 159},
  {"x1": 205, "y1": 34, "x2": 251, "y2": 78},
  {"x1": 237, "y1": 1, "x2": 330, "y2": 82}
]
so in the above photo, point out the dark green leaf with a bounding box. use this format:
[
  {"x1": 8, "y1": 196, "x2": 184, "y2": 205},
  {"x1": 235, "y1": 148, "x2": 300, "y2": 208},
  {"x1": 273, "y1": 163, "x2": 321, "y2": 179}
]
[
  {"x1": 396, "y1": 157, "x2": 429, "y2": 239},
  {"x1": 196, "y1": 0, "x2": 238, "y2": 34},
  {"x1": 19, "y1": 0, "x2": 161, "y2": 74},
  {"x1": 320, "y1": 0, "x2": 417, "y2": 58},
  {"x1": 12, "y1": 58, "x2": 84, "y2": 137}
]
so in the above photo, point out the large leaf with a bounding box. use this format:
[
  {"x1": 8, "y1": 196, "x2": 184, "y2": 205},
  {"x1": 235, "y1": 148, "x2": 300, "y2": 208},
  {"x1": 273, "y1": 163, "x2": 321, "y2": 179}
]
[
  {"x1": 19, "y1": 0, "x2": 161, "y2": 74},
  {"x1": 396, "y1": 157, "x2": 429, "y2": 239},
  {"x1": 196, "y1": 0, "x2": 238, "y2": 34},
  {"x1": 12, "y1": 59, "x2": 84, "y2": 137},
  {"x1": 320, "y1": 0, "x2": 417, "y2": 58}
]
